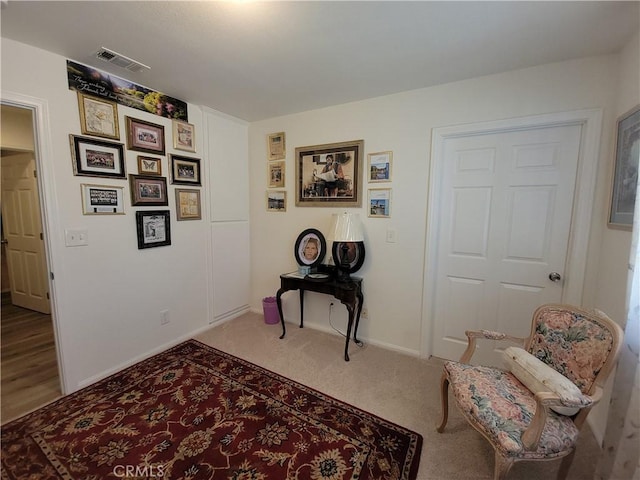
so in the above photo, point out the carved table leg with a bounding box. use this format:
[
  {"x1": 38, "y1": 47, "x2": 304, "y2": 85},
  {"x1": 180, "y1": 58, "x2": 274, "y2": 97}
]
[{"x1": 276, "y1": 288, "x2": 286, "y2": 339}]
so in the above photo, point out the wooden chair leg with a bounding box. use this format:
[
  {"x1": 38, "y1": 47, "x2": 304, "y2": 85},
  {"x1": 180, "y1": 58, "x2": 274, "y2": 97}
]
[
  {"x1": 557, "y1": 449, "x2": 576, "y2": 480},
  {"x1": 494, "y1": 451, "x2": 515, "y2": 480},
  {"x1": 436, "y1": 372, "x2": 449, "y2": 433}
]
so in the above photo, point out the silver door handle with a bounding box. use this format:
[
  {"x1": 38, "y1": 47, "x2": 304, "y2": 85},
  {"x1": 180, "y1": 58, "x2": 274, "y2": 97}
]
[
  {"x1": 0, "y1": 239, "x2": 7, "y2": 245},
  {"x1": 549, "y1": 272, "x2": 562, "y2": 282}
]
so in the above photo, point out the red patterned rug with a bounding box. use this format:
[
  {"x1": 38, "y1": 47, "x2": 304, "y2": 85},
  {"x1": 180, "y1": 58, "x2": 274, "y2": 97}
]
[{"x1": 1, "y1": 340, "x2": 422, "y2": 479}]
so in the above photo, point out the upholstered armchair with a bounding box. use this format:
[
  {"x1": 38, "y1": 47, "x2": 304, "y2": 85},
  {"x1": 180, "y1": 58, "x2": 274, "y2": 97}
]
[{"x1": 436, "y1": 304, "x2": 623, "y2": 480}]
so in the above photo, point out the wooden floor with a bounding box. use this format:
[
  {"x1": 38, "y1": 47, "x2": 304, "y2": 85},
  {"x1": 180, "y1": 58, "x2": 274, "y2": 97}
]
[{"x1": 1, "y1": 292, "x2": 61, "y2": 424}]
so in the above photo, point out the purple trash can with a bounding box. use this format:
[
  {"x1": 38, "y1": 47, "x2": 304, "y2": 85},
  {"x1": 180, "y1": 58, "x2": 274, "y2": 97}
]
[{"x1": 262, "y1": 296, "x2": 280, "y2": 325}]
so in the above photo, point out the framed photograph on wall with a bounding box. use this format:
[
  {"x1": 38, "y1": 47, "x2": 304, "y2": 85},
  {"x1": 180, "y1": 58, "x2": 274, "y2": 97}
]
[
  {"x1": 368, "y1": 188, "x2": 391, "y2": 218},
  {"x1": 135, "y1": 210, "x2": 171, "y2": 249},
  {"x1": 80, "y1": 184, "x2": 125, "y2": 215},
  {"x1": 126, "y1": 116, "x2": 166, "y2": 155},
  {"x1": 137, "y1": 156, "x2": 162, "y2": 176},
  {"x1": 129, "y1": 175, "x2": 168, "y2": 206},
  {"x1": 170, "y1": 155, "x2": 201, "y2": 185},
  {"x1": 608, "y1": 104, "x2": 640, "y2": 229},
  {"x1": 268, "y1": 161, "x2": 285, "y2": 188},
  {"x1": 268, "y1": 132, "x2": 285, "y2": 160},
  {"x1": 77, "y1": 92, "x2": 120, "y2": 140},
  {"x1": 267, "y1": 190, "x2": 286, "y2": 212},
  {"x1": 175, "y1": 188, "x2": 202, "y2": 220},
  {"x1": 368, "y1": 151, "x2": 392, "y2": 182},
  {"x1": 172, "y1": 120, "x2": 196, "y2": 152},
  {"x1": 295, "y1": 139, "x2": 364, "y2": 207},
  {"x1": 69, "y1": 134, "x2": 126, "y2": 179}
]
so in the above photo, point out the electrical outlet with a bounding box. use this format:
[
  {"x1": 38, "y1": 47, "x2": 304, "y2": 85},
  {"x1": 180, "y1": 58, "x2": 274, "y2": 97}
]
[{"x1": 160, "y1": 310, "x2": 170, "y2": 325}]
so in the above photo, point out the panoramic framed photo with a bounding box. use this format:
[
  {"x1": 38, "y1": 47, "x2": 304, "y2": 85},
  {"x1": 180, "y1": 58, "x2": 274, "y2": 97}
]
[
  {"x1": 80, "y1": 183, "x2": 125, "y2": 215},
  {"x1": 608, "y1": 104, "x2": 640, "y2": 229},
  {"x1": 266, "y1": 190, "x2": 286, "y2": 212},
  {"x1": 129, "y1": 174, "x2": 168, "y2": 206},
  {"x1": 268, "y1": 131, "x2": 285, "y2": 160},
  {"x1": 175, "y1": 188, "x2": 202, "y2": 220},
  {"x1": 77, "y1": 92, "x2": 120, "y2": 140},
  {"x1": 368, "y1": 151, "x2": 392, "y2": 182},
  {"x1": 69, "y1": 134, "x2": 126, "y2": 179},
  {"x1": 137, "y1": 156, "x2": 162, "y2": 176},
  {"x1": 126, "y1": 116, "x2": 165, "y2": 155},
  {"x1": 172, "y1": 120, "x2": 196, "y2": 152},
  {"x1": 268, "y1": 161, "x2": 285, "y2": 188},
  {"x1": 295, "y1": 139, "x2": 363, "y2": 207},
  {"x1": 368, "y1": 188, "x2": 391, "y2": 218},
  {"x1": 135, "y1": 210, "x2": 171, "y2": 249},
  {"x1": 170, "y1": 155, "x2": 201, "y2": 186}
]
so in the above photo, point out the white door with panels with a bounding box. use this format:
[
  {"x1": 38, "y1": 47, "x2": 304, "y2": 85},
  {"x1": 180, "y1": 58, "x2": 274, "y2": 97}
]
[{"x1": 430, "y1": 123, "x2": 582, "y2": 366}]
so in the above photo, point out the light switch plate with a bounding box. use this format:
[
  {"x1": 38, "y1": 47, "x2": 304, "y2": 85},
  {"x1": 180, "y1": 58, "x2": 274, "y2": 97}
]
[{"x1": 65, "y1": 228, "x2": 88, "y2": 247}]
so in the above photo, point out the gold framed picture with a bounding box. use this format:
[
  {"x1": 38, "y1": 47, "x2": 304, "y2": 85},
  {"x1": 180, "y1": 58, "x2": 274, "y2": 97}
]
[
  {"x1": 172, "y1": 120, "x2": 196, "y2": 152},
  {"x1": 137, "y1": 156, "x2": 162, "y2": 176},
  {"x1": 267, "y1": 190, "x2": 286, "y2": 212},
  {"x1": 175, "y1": 188, "x2": 202, "y2": 220},
  {"x1": 268, "y1": 161, "x2": 285, "y2": 188},
  {"x1": 268, "y1": 132, "x2": 285, "y2": 160},
  {"x1": 77, "y1": 92, "x2": 120, "y2": 140}
]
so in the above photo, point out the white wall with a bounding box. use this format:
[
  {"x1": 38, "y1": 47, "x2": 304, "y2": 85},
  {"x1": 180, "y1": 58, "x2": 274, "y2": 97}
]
[
  {"x1": 248, "y1": 53, "x2": 624, "y2": 357},
  {"x1": 1, "y1": 39, "x2": 215, "y2": 392}
]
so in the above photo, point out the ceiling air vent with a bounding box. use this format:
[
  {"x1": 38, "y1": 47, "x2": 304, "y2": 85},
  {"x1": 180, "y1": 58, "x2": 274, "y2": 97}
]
[{"x1": 95, "y1": 47, "x2": 150, "y2": 73}]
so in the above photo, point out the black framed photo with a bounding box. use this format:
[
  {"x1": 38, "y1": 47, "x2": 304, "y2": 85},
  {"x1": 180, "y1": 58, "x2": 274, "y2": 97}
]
[
  {"x1": 170, "y1": 155, "x2": 202, "y2": 186},
  {"x1": 608, "y1": 104, "x2": 640, "y2": 229},
  {"x1": 294, "y1": 228, "x2": 326, "y2": 267},
  {"x1": 295, "y1": 139, "x2": 363, "y2": 207},
  {"x1": 69, "y1": 134, "x2": 126, "y2": 179},
  {"x1": 332, "y1": 242, "x2": 366, "y2": 273},
  {"x1": 135, "y1": 210, "x2": 171, "y2": 249},
  {"x1": 129, "y1": 175, "x2": 168, "y2": 206},
  {"x1": 126, "y1": 116, "x2": 166, "y2": 155}
]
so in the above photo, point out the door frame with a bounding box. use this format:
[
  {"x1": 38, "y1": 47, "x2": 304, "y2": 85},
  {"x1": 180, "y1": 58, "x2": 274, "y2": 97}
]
[
  {"x1": 1, "y1": 91, "x2": 67, "y2": 393},
  {"x1": 421, "y1": 109, "x2": 603, "y2": 358}
]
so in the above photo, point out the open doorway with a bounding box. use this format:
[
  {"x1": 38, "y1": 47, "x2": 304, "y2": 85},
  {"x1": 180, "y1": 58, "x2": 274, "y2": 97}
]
[{"x1": 1, "y1": 103, "x2": 61, "y2": 422}]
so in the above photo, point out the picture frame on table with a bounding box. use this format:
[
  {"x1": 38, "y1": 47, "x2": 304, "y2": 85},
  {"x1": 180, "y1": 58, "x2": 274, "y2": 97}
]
[
  {"x1": 129, "y1": 175, "x2": 168, "y2": 206},
  {"x1": 175, "y1": 188, "x2": 202, "y2": 221},
  {"x1": 268, "y1": 161, "x2": 285, "y2": 188},
  {"x1": 266, "y1": 190, "x2": 286, "y2": 212},
  {"x1": 172, "y1": 120, "x2": 196, "y2": 152},
  {"x1": 368, "y1": 188, "x2": 391, "y2": 218},
  {"x1": 126, "y1": 116, "x2": 166, "y2": 155},
  {"x1": 135, "y1": 210, "x2": 171, "y2": 249},
  {"x1": 268, "y1": 132, "x2": 285, "y2": 161},
  {"x1": 80, "y1": 184, "x2": 125, "y2": 215},
  {"x1": 77, "y1": 92, "x2": 120, "y2": 140},
  {"x1": 608, "y1": 105, "x2": 640, "y2": 230},
  {"x1": 137, "y1": 156, "x2": 162, "y2": 176},
  {"x1": 295, "y1": 139, "x2": 364, "y2": 207},
  {"x1": 69, "y1": 134, "x2": 126, "y2": 179},
  {"x1": 368, "y1": 151, "x2": 392, "y2": 182},
  {"x1": 294, "y1": 228, "x2": 327, "y2": 267},
  {"x1": 170, "y1": 155, "x2": 201, "y2": 186}
]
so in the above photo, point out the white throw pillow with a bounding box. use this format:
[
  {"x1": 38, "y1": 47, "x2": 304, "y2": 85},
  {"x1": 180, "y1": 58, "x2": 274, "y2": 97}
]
[{"x1": 502, "y1": 346, "x2": 582, "y2": 416}]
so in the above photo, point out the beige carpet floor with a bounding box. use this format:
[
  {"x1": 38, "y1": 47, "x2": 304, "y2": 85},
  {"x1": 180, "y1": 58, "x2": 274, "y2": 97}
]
[{"x1": 195, "y1": 311, "x2": 601, "y2": 480}]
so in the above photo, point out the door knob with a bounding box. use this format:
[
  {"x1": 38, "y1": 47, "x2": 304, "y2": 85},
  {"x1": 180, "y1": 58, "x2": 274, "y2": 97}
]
[{"x1": 548, "y1": 272, "x2": 562, "y2": 282}]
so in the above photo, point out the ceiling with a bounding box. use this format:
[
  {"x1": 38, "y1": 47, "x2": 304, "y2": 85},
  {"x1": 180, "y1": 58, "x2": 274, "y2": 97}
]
[{"x1": 1, "y1": 1, "x2": 638, "y2": 122}]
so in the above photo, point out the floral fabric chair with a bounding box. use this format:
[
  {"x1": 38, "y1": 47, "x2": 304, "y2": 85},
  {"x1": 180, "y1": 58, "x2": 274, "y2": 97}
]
[{"x1": 436, "y1": 304, "x2": 623, "y2": 480}]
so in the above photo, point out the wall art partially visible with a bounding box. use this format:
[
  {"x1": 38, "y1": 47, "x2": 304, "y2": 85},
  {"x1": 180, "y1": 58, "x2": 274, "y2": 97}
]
[
  {"x1": 136, "y1": 210, "x2": 171, "y2": 249},
  {"x1": 77, "y1": 92, "x2": 120, "y2": 140},
  {"x1": 69, "y1": 134, "x2": 126, "y2": 179},
  {"x1": 80, "y1": 184, "x2": 125, "y2": 215},
  {"x1": 295, "y1": 139, "x2": 363, "y2": 207},
  {"x1": 609, "y1": 105, "x2": 640, "y2": 229}
]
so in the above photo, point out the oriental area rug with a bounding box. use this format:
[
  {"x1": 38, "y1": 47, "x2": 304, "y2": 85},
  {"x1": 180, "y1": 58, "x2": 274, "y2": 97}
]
[{"x1": 1, "y1": 340, "x2": 422, "y2": 480}]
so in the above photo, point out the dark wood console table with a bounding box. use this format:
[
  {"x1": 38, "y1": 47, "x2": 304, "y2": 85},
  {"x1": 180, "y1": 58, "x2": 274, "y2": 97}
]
[{"x1": 276, "y1": 273, "x2": 363, "y2": 361}]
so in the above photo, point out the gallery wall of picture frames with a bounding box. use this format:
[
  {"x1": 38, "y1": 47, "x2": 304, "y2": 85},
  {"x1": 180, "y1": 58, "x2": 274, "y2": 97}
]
[{"x1": 71, "y1": 90, "x2": 203, "y2": 249}]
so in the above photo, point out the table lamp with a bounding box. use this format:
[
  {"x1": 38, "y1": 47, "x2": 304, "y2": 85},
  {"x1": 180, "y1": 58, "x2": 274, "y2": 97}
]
[{"x1": 331, "y1": 212, "x2": 364, "y2": 282}]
